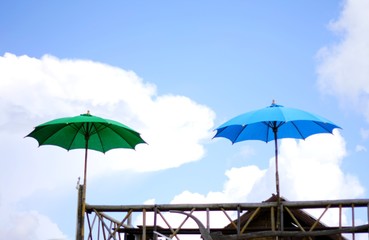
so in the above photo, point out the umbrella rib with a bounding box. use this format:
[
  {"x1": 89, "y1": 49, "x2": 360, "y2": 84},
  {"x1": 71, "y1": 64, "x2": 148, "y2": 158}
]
[
  {"x1": 290, "y1": 121, "x2": 306, "y2": 140},
  {"x1": 266, "y1": 121, "x2": 285, "y2": 142},
  {"x1": 70, "y1": 122, "x2": 108, "y2": 151},
  {"x1": 233, "y1": 125, "x2": 248, "y2": 144},
  {"x1": 32, "y1": 124, "x2": 70, "y2": 146},
  {"x1": 91, "y1": 123, "x2": 136, "y2": 153},
  {"x1": 110, "y1": 125, "x2": 141, "y2": 149},
  {"x1": 264, "y1": 122, "x2": 271, "y2": 142},
  {"x1": 94, "y1": 123, "x2": 108, "y2": 153},
  {"x1": 67, "y1": 123, "x2": 87, "y2": 150},
  {"x1": 88, "y1": 122, "x2": 108, "y2": 136},
  {"x1": 313, "y1": 121, "x2": 337, "y2": 132},
  {"x1": 213, "y1": 127, "x2": 226, "y2": 138}
]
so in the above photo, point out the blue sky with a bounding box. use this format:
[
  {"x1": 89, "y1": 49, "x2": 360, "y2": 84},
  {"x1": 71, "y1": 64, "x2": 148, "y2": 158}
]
[{"x1": 1, "y1": 0, "x2": 369, "y2": 239}]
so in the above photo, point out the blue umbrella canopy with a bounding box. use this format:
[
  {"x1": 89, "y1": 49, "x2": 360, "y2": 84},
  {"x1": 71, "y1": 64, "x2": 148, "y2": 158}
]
[
  {"x1": 215, "y1": 102, "x2": 340, "y2": 143},
  {"x1": 213, "y1": 101, "x2": 341, "y2": 200}
]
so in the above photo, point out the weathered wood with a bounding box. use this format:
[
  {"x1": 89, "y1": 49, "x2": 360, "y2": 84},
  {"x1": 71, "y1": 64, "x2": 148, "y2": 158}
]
[
  {"x1": 86, "y1": 199, "x2": 369, "y2": 212},
  {"x1": 75, "y1": 184, "x2": 84, "y2": 240},
  {"x1": 142, "y1": 209, "x2": 146, "y2": 240},
  {"x1": 170, "y1": 210, "x2": 214, "y2": 240},
  {"x1": 310, "y1": 204, "x2": 331, "y2": 231},
  {"x1": 221, "y1": 208, "x2": 238, "y2": 229},
  {"x1": 210, "y1": 224, "x2": 369, "y2": 240},
  {"x1": 85, "y1": 198, "x2": 369, "y2": 239},
  {"x1": 241, "y1": 207, "x2": 260, "y2": 234},
  {"x1": 285, "y1": 206, "x2": 304, "y2": 232},
  {"x1": 282, "y1": 199, "x2": 369, "y2": 208},
  {"x1": 86, "y1": 202, "x2": 278, "y2": 212}
]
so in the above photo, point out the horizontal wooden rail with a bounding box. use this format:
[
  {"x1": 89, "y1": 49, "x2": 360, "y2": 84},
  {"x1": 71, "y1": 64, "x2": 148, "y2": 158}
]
[
  {"x1": 86, "y1": 199, "x2": 369, "y2": 212},
  {"x1": 84, "y1": 198, "x2": 369, "y2": 240}
]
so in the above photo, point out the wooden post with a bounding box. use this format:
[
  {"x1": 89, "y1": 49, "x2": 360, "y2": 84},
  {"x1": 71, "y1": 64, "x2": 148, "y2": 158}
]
[
  {"x1": 143, "y1": 209, "x2": 146, "y2": 240},
  {"x1": 76, "y1": 184, "x2": 84, "y2": 240}
]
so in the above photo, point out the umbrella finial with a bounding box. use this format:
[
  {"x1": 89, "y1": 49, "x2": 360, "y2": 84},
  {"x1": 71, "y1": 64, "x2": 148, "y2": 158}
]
[
  {"x1": 272, "y1": 99, "x2": 275, "y2": 105},
  {"x1": 87, "y1": 110, "x2": 90, "y2": 115}
]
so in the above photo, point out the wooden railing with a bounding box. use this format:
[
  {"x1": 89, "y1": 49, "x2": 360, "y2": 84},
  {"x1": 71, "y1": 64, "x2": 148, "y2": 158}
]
[{"x1": 80, "y1": 198, "x2": 369, "y2": 240}]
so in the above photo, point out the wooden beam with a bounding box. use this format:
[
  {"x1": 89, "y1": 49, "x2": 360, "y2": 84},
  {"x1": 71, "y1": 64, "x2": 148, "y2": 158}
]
[{"x1": 210, "y1": 224, "x2": 369, "y2": 240}]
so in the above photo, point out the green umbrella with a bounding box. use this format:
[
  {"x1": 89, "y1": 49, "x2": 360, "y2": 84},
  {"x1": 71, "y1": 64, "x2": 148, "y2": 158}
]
[
  {"x1": 26, "y1": 111, "x2": 146, "y2": 188},
  {"x1": 26, "y1": 111, "x2": 146, "y2": 239}
]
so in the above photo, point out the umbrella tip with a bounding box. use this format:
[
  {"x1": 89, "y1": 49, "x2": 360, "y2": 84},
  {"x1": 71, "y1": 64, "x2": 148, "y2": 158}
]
[
  {"x1": 80, "y1": 110, "x2": 92, "y2": 117},
  {"x1": 270, "y1": 100, "x2": 283, "y2": 108}
]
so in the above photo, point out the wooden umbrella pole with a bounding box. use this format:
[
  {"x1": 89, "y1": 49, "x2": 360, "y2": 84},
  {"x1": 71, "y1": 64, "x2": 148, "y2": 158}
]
[
  {"x1": 83, "y1": 140, "x2": 88, "y2": 199},
  {"x1": 80, "y1": 137, "x2": 89, "y2": 240},
  {"x1": 76, "y1": 137, "x2": 88, "y2": 240},
  {"x1": 275, "y1": 138, "x2": 280, "y2": 200},
  {"x1": 273, "y1": 127, "x2": 281, "y2": 234}
]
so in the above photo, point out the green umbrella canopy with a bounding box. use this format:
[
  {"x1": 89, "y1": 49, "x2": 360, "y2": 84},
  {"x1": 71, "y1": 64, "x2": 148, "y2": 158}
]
[{"x1": 26, "y1": 111, "x2": 146, "y2": 153}]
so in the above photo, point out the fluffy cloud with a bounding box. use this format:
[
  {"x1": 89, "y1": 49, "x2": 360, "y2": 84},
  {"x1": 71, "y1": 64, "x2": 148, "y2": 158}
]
[
  {"x1": 0, "y1": 210, "x2": 66, "y2": 240},
  {"x1": 317, "y1": 0, "x2": 369, "y2": 120},
  {"x1": 278, "y1": 131, "x2": 363, "y2": 200}
]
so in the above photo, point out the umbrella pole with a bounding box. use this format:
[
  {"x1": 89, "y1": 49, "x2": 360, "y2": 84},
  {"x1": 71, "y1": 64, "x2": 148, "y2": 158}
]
[
  {"x1": 80, "y1": 138, "x2": 89, "y2": 240},
  {"x1": 273, "y1": 128, "x2": 281, "y2": 234},
  {"x1": 274, "y1": 134, "x2": 280, "y2": 200},
  {"x1": 83, "y1": 141, "x2": 88, "y2": 200}
]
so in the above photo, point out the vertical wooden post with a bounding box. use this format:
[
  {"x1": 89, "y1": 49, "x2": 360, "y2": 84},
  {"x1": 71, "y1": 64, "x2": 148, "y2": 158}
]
[
  {"x1": 367, "y1": 203, "x2": 369, "y2": 240},
  {"x1": 271, "y1": 206, "x2": 275, "y2": 231},
  {"x1": 143, "y1": 209, "x2": 146, "y2": 240},
  {"x1": 237, "y1": 205, "x2": 241, "y2": 236},
  {"x1": 76, "y1": 184, "x2": 84, "y2": 240},
  {"x1": 206, "y1": 208, "x2": 210, "y2": 233},
  {"x1": 352, "y1": 204, "x2": 355, "y2": 240},
  {"x1": 153, "y1": 206, "x2": 158, "y2": 240},
  {"x1": 339, "y1": 204, "x2": 342, "y2": 240}
]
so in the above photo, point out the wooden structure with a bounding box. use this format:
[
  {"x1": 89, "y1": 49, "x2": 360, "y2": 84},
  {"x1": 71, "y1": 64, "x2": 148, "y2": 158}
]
[
  {"x1": 76, "y1": 186, "x2": 369, "y2": 240},
  {"x1": 222, "y1": 195, "x2": 345, "y2": 240}
]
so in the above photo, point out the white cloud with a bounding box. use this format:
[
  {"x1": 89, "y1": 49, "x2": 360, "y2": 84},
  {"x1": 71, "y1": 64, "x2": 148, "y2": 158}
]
[
  {"x1": 100, "y1": 94, "x2": 215, "y2": 173},
  {"x1": 0, "y1": 53, "x2": 215, "y2": 238},
  {"x1": 316, "y1": 0, "x2": 369, "y2": 120},
  {"x1": 0, "y1": 210, "x2": 67, "y2": 240},
  {"x1": 278, "y1": 131, "x2": 364, "y2": 200}
]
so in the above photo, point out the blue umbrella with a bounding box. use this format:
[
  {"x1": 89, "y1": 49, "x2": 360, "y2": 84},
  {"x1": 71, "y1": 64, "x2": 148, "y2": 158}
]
[{"x1": 213, "y1": 101, "x2": 341, "y2": 199}]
